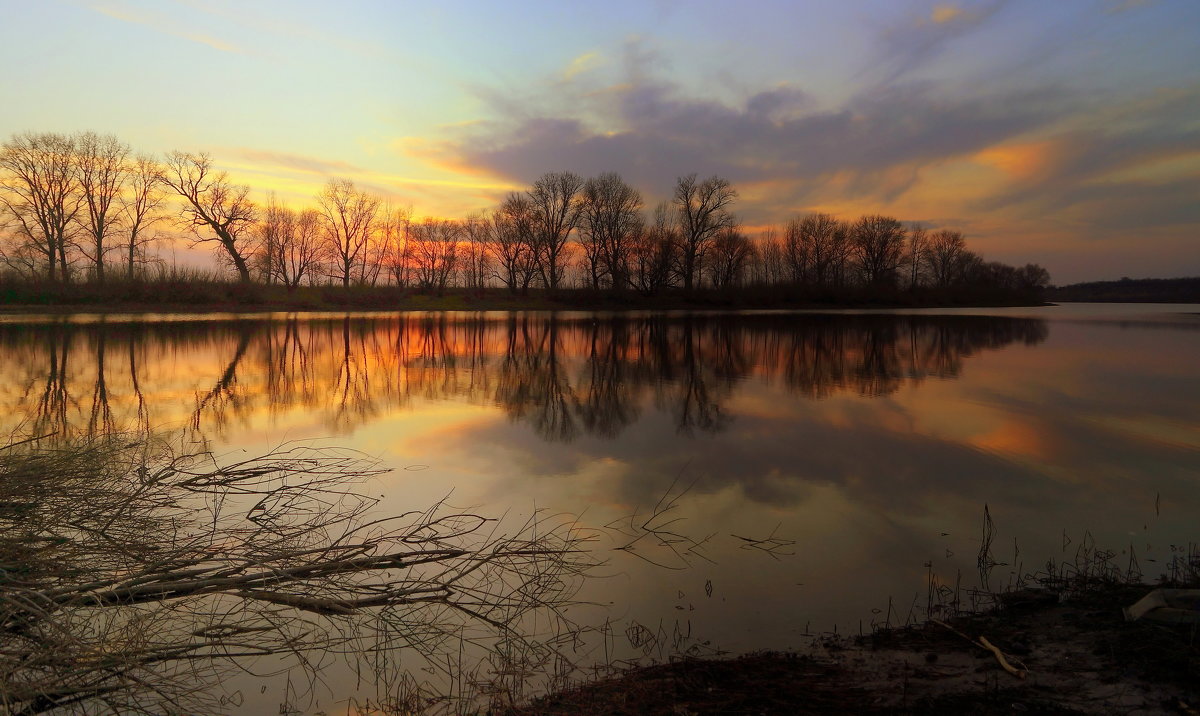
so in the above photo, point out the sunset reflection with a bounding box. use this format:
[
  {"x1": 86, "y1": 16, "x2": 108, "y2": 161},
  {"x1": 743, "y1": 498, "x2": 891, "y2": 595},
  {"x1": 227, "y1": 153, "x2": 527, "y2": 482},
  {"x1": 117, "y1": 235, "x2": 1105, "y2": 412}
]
[{"x1": 0, "y1": 312, "x2": 1047, "y2": 444}]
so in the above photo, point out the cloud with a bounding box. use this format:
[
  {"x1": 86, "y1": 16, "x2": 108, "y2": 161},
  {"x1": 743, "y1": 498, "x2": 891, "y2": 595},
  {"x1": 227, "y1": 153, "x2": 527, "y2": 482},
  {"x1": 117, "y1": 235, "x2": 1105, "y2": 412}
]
[
  {"x1": 81, "y1": 0, "x2": 246, "y2": 54},
  {"x1": 234, "y1": 149, "x2": 366, "y2": 176},
  {"x1": 428, "y1": 40, "x2": 1071, "y2": 221},
  {"x1": 931, "y1": 4, "x2": 964, "y2": 24},
  {"x1": 564, "y1": 52, "x2": 602, "y2": 81},
  {"x1": 871, "y1": 0, "x2": 1012, "y2": 84},
  {"x1": 972, "y1": 85, "x2": 1200, "y2": 233}
]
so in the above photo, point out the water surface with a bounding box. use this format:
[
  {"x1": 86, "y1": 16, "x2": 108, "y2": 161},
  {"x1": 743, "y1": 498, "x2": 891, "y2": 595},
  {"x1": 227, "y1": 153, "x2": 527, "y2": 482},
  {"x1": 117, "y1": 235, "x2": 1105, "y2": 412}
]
[{"x1": 4, "y1": 304, "x2": 1198, "y2": 707}]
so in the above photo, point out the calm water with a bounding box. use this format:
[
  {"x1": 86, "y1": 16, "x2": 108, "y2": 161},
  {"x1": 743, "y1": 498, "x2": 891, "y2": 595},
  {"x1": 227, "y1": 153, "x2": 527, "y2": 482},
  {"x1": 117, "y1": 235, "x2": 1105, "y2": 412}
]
[{"x1": 4, "y1": 304, "x2": 1198, "y2": 708}]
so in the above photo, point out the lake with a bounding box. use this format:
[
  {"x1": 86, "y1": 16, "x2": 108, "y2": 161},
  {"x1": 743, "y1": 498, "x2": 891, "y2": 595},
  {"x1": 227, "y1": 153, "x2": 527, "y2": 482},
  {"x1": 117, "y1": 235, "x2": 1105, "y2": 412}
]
[{"x1": 3, "y1": 303, "x2": 1197, "y2": 711}]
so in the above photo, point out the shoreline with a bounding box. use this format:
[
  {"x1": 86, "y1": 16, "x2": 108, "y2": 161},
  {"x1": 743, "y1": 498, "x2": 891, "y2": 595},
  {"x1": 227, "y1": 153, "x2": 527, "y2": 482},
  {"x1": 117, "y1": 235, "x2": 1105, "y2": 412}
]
[
  {"x1": 0, "y1": 295, "x2": 1051, "y2": 317},
  {"x1": 505, "y1": 582, "x2": 1199, "y2": 715}
]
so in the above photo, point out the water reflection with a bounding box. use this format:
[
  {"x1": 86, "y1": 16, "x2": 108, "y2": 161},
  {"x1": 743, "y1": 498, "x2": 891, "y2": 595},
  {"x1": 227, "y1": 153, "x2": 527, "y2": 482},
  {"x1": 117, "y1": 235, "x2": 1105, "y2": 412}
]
[{"x1": 0, "y1": 312, "x2": 1047, "y2": 443}]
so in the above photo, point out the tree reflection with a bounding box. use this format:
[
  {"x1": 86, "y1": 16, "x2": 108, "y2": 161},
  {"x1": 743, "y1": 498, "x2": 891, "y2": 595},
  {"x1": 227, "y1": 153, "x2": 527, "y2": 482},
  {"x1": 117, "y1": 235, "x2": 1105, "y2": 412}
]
[
  {"x1": 0, "y1": 313, "x2": 1047, "y2": 443},
  {"x1": 576, "y1": 318, "x2": 640, "y2": 439}
]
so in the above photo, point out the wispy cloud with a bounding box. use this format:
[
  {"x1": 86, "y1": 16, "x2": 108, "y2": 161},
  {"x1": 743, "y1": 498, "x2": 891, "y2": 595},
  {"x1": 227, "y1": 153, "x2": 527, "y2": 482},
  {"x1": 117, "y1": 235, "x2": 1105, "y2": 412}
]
[
  {"x1": 973, "y1": 84, "x2": 1200, "y2": 232},
  {"x1": 80, "y1": 0, "x2": 246, "y2": 54},
  {"x1": 869, "y1": 0, "x2": 1011, "y2": 84},
  {"x1": 564, "y1": 51, "x2": 602, "y2": 81},
  {"x1": 233, "y1": 149, "x2": 365, "y2": 177}
]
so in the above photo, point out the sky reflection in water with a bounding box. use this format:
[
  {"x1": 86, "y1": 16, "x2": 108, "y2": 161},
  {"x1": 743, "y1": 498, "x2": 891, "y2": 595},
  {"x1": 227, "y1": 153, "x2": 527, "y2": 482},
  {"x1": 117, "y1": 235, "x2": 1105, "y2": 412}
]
[{"x1": 2, "y1": 305, "x2": 1197, "y2": 657}]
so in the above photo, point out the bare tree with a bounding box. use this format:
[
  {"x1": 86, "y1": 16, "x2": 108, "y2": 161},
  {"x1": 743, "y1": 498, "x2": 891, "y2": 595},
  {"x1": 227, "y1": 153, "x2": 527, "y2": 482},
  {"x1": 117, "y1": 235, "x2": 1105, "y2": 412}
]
[
  {"x1": 706, "y1": 227, "x2": 755, "y2": 289},
  {"x1": 159, "y1": 151, "x2": 257, "y2": 282},
  {"x1": 0, "y1": 132, "x2": 83, "y2": 283},
  {"x1": 751, "y1": 227, "x2": 787, "y2": 286},
  {"x1": 924, "y1": 229, "x2": 969, "y2": 289},
  {"x1": 579, "y1": 172, "x2": 642, "y2": 291},
  {"x1": 74, "y1": 133, "x2": 130, "y2": 284},
  {"x1": 673, "y1": 174, "x2": 736, "y2": 291},
  {"x1": 410, "y1": 217, "x2": 461, "y2": 293},
  {"x1": 256, "y1": 203, "x2": 324, "y2": 289},
  {"x1": 460, "y1": 213, "x2": 492, "y2": 292},
  {"x1": 253, "y1": 193, "x2": 288, "y2": 284},
  {"x1": 906, "y1": 222, "x2": 927, "y2": 290},
  {"x1": 782, "y1": 217, "x2": 810, "y2": 285},
  {"x1": 851, "y1": 214, "x2": 906, "y2": 288},
  {"x1": 290, "y1": 209, "x2": 325, "y2": 287},
  {"x1": 122, "y1": 155, "x2": 165, "y2": 280},
  {"x1": 629, "y1": 202, "x2": 678, "y2": 296},
  {"x1": 1017, "y1": 263, "x2": 1051, "y2": 293},
  {"x1": 830, "y1": 219, "x2": 854, "y2": 289},
  {"x1": 358, "y1": 206, "x2": 396, "y2": 288},
  {"x1": 317, "y1": 178, "x2": 379, "y2": 288},
  {"x1": 491, "y1": 195, "x2": 539, "y2": 295},
  {"x1": 576, "y1": 205, "x2": 607, "y2": 290},
  {"x1": 377, "y1": 203, "x2": 412, "y2": 287},
  {"x1": 527, "y1": 172, "x2": 583, "y2": 291},
  {"x1": 785, "y1": 213, "x2": 842, "y2": 288}
]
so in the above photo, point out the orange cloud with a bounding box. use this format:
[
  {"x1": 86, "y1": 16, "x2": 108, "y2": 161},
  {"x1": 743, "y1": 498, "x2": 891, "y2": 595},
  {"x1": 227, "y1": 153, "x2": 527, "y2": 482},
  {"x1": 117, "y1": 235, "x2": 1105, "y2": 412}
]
[
  {"x1": 974, "y1": 140, "x2": 1064, "y2": 181},
  {"x1": 931, "y1": 4, "x2": 964, "y2": 24},
  {"x1": 395, "y1": 136, "x2": 518, "y2": 186}
]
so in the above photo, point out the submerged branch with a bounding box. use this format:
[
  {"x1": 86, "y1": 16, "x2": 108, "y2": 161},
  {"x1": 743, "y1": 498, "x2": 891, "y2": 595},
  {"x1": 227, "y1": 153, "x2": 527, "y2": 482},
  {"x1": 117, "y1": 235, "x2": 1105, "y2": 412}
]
[{"x1": 0, "y1": 434, "x2": 597, "y2": 715}]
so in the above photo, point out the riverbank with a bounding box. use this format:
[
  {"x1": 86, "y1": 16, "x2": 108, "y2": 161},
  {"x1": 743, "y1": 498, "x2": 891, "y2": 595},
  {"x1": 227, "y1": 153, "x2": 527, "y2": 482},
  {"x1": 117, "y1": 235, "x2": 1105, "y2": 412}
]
[
  {"x1": 0, "y1": 282, "x2": 1047, "y2": 315},
  {"x1": 506, "y1": 583, "x2": 1199, "y2": 715}
]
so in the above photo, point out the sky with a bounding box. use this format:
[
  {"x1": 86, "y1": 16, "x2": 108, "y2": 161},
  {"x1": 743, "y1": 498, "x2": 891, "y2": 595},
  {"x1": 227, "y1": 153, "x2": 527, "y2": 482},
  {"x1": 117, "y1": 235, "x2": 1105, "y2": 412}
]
[{"x1": 1, "y1": 0, "x2": 1197, "y2": 283}]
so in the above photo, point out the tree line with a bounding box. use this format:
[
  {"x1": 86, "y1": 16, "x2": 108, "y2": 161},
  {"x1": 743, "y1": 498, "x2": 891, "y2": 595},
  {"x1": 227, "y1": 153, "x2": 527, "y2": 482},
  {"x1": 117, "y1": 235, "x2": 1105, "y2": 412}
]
[{"x1": 0, "y1": 131, "x2": 1050, "y2": 300}]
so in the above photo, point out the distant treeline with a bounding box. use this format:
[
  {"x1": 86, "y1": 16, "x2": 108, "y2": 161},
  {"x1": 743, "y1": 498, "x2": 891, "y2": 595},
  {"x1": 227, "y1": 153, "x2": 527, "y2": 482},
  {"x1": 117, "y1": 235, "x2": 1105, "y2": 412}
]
[
  {"x1": 0, "y1": 130, "x2": 1050, "y2": 307},
  {"x1": 1048, "y1": 277, "x2": 1200, "y2": 303}
]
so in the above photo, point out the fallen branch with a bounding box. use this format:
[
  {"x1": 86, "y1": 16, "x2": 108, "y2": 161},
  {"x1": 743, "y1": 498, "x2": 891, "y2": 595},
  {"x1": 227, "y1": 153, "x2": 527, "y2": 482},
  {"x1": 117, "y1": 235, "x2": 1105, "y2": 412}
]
[{"x1": 931, "y1": 618, "x2": 1028, "y2": 679}]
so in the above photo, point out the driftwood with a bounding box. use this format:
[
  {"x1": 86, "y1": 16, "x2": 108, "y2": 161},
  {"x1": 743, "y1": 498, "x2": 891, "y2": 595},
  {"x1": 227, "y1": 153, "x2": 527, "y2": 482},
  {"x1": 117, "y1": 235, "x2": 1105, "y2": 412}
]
[
  {"x1": 1, "y1": 434, "x2": 594, "y2": 715},
  {"x1": 931, "y1": 618, "x2": 1029, "y2": 679}
]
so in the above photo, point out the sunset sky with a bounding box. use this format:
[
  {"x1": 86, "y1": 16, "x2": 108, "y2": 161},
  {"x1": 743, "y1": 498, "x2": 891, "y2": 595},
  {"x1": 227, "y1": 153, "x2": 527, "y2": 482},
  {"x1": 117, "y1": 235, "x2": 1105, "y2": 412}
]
[{"x1": 1, "y1": 0, "x2": 1197, "y2": 283}]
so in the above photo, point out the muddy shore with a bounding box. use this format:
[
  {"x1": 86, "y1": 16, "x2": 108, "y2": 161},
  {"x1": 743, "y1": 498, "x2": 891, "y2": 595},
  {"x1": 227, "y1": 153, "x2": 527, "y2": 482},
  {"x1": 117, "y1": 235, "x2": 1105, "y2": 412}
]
[{"x1": 506, "y1": 584, "x2": 1198, "y2": 715}]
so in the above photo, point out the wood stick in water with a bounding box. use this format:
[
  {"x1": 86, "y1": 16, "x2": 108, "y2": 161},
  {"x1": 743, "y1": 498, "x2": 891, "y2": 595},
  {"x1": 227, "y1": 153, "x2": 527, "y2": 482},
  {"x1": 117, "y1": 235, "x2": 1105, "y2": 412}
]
[{"x1": 931, "y1": 619, "x2": 1029, "y2": 679}]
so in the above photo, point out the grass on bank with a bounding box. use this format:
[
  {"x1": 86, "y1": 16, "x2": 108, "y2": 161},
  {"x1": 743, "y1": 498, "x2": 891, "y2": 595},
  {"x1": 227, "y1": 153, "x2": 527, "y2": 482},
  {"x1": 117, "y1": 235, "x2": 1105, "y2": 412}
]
[{"x1": 0, "y1": 268, "x2": 1048, "y2": 314}]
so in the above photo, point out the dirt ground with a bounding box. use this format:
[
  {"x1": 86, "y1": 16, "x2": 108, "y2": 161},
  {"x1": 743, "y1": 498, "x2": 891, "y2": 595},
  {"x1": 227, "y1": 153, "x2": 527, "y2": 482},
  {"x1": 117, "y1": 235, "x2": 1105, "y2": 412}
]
[{"x1": 505, "y1": 585, "x2": 1199, "y2": 715}]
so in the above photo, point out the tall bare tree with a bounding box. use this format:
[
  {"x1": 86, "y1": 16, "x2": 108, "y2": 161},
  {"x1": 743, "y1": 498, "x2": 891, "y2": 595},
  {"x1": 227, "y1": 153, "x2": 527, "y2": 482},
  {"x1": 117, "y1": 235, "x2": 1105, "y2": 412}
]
[
  {"x1": 256, "y1": 201, "x2": 324, "y2": 288},
  {"x1": 377, "y1": 203, "x2": 412, "y2": 287},
  {"x1": 460, "y1": 213, "x2": 492, "y2": 292},
  {"x1": 527, "y1": 171, "x2": 583, "y2": 291},
  {"x1": 785, "y1": 213, "x2": 842, "y2": 288},
  {"x1": 317, "y1": 178, "x2": 380, "y2": 288},
  {"x1": 0, "y1": 132, "x2": 82, "y2": 282},
  {"x1": 782, "y1": 217, "x2": 810, "y2": 284},
  {"x1": 410, "y1": 217, "x2": 460, "y2": 293},
  {"x1": 673, "y1": 174, "x2": 736, "y2": 291},
  {"x1": 629, "y1": 202, "x2": 678, "y2": 296},
  {"x1": 851, "y1": 214, "x2": 906, "y2": 288},
  {"x1": 579, "y1": 172, "x2": 643, "y2": 291},
  {"x1": 706, "y1": 227, "x2": 755, "y2": 289},
  {"x1": 160, "y1": 151, "x2": 257, "y2": 282},
  {"x1": 906, "y1": 222, "x2": 928, "y2": 290},
  {"x1": 924, "y1": 229, "x2": 969, "y2": 289},
  {"x1": 74, "y1": 132, "x2": 130, "y2": 283},
  {"x1": 122, "y1": 155, "x2": 164, "y2": 280},
  {"x1": 752, "y1": 227, "x2": 787, "y2": 286},
  {"x1": 491, "y1": 195, "x2": 539, "y2": 295}
]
